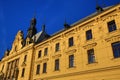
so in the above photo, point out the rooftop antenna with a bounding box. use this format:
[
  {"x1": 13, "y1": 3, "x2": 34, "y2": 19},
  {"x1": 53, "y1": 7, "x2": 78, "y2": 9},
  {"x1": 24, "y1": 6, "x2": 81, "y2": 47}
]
[
  {"x1": 42, "y1": 16, "x2": 46, "y2": 32},
  {"x1": 64, "y1": 17, "x2": 67, "y2": 25},
  {"x1": 33, "y1": 10, "x2": 36, "y2": 18},
  {"x1": 43, "y1": 16, "x2": 46, "y2": 25},
  {"x1": 64, "y1": 17, "x2": 70, "y2": 29},
  {"x1": 95, "y1": 0, "x2": 99, "y2": 7},
  {"x1": 96, "y1": 0, "x2": 106, "y2": 7},
  {"x1": 102, "y1": 0, "x2": 106, "y2": 7}
]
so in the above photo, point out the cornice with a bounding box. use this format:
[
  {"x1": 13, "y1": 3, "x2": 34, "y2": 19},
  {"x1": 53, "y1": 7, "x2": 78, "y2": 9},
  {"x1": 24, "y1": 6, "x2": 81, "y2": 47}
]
[
  {"x1": 64, "y1": 29, "x2": 75, "y2": 37},
  {"x1": 35, "y1": 41, "x2": 50, "y2": 49},
  {"x1": 34, "y1": 4, "x2": 120, "y2": 51},
  {"x1": 101, "y1": 12, "x2": 118, "y2": 21},
  {"x1": 51, "y1": 35, "x2": 62, "y2": 42}
]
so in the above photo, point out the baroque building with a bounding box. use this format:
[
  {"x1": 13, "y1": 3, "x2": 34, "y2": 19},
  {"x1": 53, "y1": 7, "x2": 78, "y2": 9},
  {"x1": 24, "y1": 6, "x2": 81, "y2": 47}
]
[{"x1": 0, "y1": 3, "x2": 120, "y2": 80}]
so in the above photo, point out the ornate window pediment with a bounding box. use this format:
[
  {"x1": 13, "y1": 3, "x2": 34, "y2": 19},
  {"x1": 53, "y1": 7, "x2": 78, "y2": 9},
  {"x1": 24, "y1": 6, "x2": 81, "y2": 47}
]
[
  {"x1": 82, "y1": 24, "x2": 94, "y2": 31},
  {"x1": 65, "y1": 29, "x2": 75, "y2": 37},
  {"x1": 83, "y1": 42, "x2": 97, "y2": 49},
  {"x1": 37, "y1": 58, "x2": 49, "y2": 63},
  {"x1": 52, "y1": 54, "x2": 61, "y2": 59},
  {"x1": 65, "y1": 49, "x2": 77, "y2": 55},
  {"x1": 105, "y1": 34, "x2": 120, "y2": 43}
]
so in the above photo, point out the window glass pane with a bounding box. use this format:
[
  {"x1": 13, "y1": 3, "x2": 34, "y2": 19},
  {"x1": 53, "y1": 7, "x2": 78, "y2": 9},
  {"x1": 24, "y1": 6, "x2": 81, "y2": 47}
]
[
  {"x1": 55, "y1": 59, "x2": 59, "y2": 70},
  {"x1": 44, "y1": 48, "x2": 48, "y2": 56},
  {"x1": 21, "y1": 68, "x2": 25, "y2": 77},
  {"x1": 86, "y1": 30, "x2": 92, "y2": 40},
  {"x1": 108, "y1": 20, "x2": 117, "y2": 32},
  {"x1": 55, "y1": 43, "x2": 60, "y2": 52},
  {"x1": 69, "y1": 37, "x2": 74, "y2": 47},
  {"x1": 24, "y1": 55, "x2": 27, "y2": 62},
  {"x1": 69, "y1": 55, "x2": 74, "y2": 68},
  {"x1": 87, "y1": 49, "x2": 95, "y2": 64},
  {"x1": 38, "y1": 50, "x2": 41, "y2": 58},
  {"x1": 43, "y1": 63, "x2": 47, "y2": 73},
  {"x1": 112, "y1": 42, "x2": 120, "y2": 58},
  {"x1": 36, "y1": 64, "x2": 40, "y2": 74}
]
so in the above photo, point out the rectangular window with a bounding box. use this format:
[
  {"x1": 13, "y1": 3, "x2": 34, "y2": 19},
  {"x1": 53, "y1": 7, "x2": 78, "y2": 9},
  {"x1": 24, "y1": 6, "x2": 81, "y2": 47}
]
[
  {"x1": 112, "y1": 42, "x2": 120, "y2": 58},
  {"x1": 24, "y1": 55, "x2": 27, "y2": 62},
  {"x1": 87, "y1": 49, "x2": 95, "y2": 64},
  {"x1": 55, "y1": 43, "x2": 60, "y2": 52},
  {"x1": 69, "y1": 55, "x2": 74, "y2": 68},
  {"x1": 43, "y1": 63, "x2": 47, "y2": 73},
  {"x1": 86, "y1": 30, "x2": 92, "y2": 40},
  {"x1": 36, "y1": 64, "x2": 40, "y2": 75},
  {"x1": 44, "y1": 48, "x2": 48, "y2": 56},
  {"x1": 108, "y1": 20, "x2": 117, "y2": 32},
  {"x1": 55, "y1": 59, "x2": 59, "y2": 71},
  {"x1": 38, "y1": 50, "x2": 42, "y2": 58},
  {"x1": 21, "y1": 68, "x2": 25, "y2": 77},
  {"x1": 69, "y1": 37, "x2": 74, "y2": 47}
]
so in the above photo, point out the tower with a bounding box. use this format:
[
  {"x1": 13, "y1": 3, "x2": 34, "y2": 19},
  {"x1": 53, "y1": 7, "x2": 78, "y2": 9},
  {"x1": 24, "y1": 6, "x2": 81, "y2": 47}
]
[{"x1": 26, "y1": 17, "x2": 37, "y2": 38}]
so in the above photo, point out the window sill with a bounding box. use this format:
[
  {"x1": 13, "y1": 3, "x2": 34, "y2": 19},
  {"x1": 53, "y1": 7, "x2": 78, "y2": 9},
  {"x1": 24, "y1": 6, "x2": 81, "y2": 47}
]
[
  {"x1": 43, "y1": 55, "x2": 49, "y2": 58},
  {"x1": 42, "y1": 72, "x2": 47, "y2": 74},
  {"x1": 85, "y1": 38, "x2": 95, "y2": 44},
  {"x1": 106, "y1": 29, "x2": 119, "y2": 35},
  {"x1": 86, "y1": 62, "x2": 98, "y2": 65},
  {"x1": 67, "y1": 66, "x2": 76, "y2": 69},
  {"x1": 108, "y1": 29, "x2": 117, "y2": 33},
  {"x1": 69, "y1": 45, "x2": 74, "y2": 47},
  {"x1": 54, "y1": 70, "x2": 60, "y2": 72},
  {"x1": 44, "y1": 55, "x2": 48, "y2": 57},
  {"x1": 36, "y1": 73, "x2": 40, "y2": 75},
  {"x1": 86, "y1": 38, "x2": 94, "y2": 42},
  {"x1": 21, "y1": 76, "x2": 24, "y2": 78},
  {"x1": 55, "y1": 50, "x2": 61, "y2": 53},
  {"x1": 111, "y1": 57, "x2": 120, "y2": 61}
]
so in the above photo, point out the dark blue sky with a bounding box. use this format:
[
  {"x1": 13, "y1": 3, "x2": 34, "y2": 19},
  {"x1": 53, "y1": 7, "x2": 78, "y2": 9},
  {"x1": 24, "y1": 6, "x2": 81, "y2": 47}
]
[{"x1": 0, "y1": 0, "x2": 119, "y2": 59}]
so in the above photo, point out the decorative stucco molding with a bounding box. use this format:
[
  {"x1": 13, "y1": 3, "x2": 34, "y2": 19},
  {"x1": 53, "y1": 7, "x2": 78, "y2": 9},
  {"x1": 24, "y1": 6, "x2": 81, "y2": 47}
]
[
  {"x1": 65, "y1": 49, "x2": 77, "y2": 55},
  {"x1": 37, "y1": 58, "x2": 49, "y2": 63},
  {"x1": 52, "y1": 54, "x2": 62, "y2": 59},
  {"x1": 83, "y1": 42, "x2": 97, "y2": 49},
  {"x1": 105, "y1": 34, "x2": 120, "y2": 42}
]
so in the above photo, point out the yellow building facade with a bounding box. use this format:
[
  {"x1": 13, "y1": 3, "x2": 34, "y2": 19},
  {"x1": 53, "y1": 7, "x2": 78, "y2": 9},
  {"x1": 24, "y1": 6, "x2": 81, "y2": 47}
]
[{"x1": 0, "y1": 3, "x2": 120, "y2": 80}]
